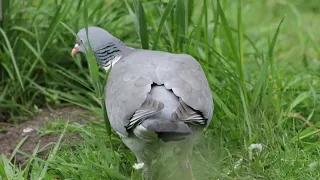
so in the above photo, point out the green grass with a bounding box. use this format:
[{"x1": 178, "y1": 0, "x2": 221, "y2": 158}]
[{"x1": 0, "y1": 0, "x2": 320, "y2": 179}]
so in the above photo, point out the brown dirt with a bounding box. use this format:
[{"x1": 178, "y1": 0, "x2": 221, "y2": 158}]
[{"x1": 0, "y1": 106, "x2": 92, "y2": 163}]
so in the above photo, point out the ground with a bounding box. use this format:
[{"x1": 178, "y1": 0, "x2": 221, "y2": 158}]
[{"x1": 0, "y1": 107, "x2": 89, "y2": 163}]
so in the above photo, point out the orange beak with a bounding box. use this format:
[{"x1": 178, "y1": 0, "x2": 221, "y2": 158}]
[{"x1": 71, "y1": 44, "x2": 79, "y2": 56}]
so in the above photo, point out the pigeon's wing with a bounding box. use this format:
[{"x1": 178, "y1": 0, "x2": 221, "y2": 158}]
[
  {"x1": 125, "y1": 94, "x2": 164, "y2": 129},
  {"x1": 105, "y1": 50, "x2": 213, "y2": 136},
  {"x1": 171, "y1": 99, "x2": 207, "y2": 125},
  {"x1": 157, "y1": 53, "x2": 214, "y2": 125},
  {"x1": 105, "y1": 53, "x2": 163, "y2": 136}
]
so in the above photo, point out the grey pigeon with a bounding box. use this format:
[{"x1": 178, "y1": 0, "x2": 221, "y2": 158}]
[{"x1": 72, "y1": 26, "x2": 214, "y2": 180}]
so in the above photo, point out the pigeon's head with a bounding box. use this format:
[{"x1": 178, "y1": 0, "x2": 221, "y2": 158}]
[{"x1": 72, "y1": 26, "x2": 130, "y2": 69}]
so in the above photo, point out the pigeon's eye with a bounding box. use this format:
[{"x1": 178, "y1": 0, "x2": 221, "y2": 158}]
[{"x1": 80, "y1": 39, "x2": 84, "y2": 44}]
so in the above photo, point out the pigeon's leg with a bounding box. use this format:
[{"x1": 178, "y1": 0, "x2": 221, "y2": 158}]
[
  {"x1": 183, "y1": 153, "x2": 194, "y2": 180},
  {"x1": 120, "y1": 136, "x2": 152, "y2": 179},
  {"x1": 180, "y1": 140, "x2": 195, "y2": 180},
  {"x1": 133, "y1": 155, "x2": 151, "y2": 180},
  {"x1": 142, "y1": 161, "x2": 152, "y2": 180}
]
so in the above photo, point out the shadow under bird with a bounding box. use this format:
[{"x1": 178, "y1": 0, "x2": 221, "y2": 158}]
[{"x1": 71, "y1": 27, "x2": 214, "y2": 180}]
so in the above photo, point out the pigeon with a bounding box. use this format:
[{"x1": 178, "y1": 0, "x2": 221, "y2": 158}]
[{"x1": 71, "y1": 26, "x2": 214, "y2": 180}]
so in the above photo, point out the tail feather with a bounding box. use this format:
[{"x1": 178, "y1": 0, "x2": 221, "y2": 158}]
[
  {"x1": 140, "y1": 119, "x2": 192, "y2": 142},
  {"x1": 158, "y1": 132, "x2": 190, "y2": 142}
]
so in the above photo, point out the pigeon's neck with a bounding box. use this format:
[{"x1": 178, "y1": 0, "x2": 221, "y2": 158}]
[{"x1": 94, "y1": 41, "x2": 133, "y2": 72}]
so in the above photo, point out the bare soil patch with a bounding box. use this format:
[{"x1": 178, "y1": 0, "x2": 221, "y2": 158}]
[{"x1": 0, "y1": 107, "x2": 92, "y2": 163}]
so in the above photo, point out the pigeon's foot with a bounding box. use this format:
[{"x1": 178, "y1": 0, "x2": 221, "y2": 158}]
[{"x1": 133, "y1": 162, "x2": 145, "y2": 169}]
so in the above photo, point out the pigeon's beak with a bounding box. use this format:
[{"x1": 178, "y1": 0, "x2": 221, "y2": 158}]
[{"x1": 71, "y1": 44, "x2": 79, "y2": 56}]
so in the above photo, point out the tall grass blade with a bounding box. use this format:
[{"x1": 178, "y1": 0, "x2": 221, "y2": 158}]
[
  {"x1": 0, "y1": 0, "x2": 3, "y2": 23},
  {"x1": 83, "y1": 0, "x2": 116, "y2": 166},
  {"x1": 291, "y1": 121, "x2": 320, "y2": 142},
  {"x1": 124, "y1": 0, "x2": 139, "y2": 34},
  {"x1": 287, "y1": 91, "x2": 311, "y2": 113},
  {"x1": 239, "y1": 83, "x2": 252, "y2": 139},
  {"x1": 23, "y1": 142, "x2": 40, "y2": 179},
  {"x1": 1, "y1": 0, "x2": 9, "y2": 30},
  {"x1": 83, "y1": 0, "x2": 100, "y2": 95},
  {"x1": 252, "y1": 53, "x2": 269, "y2": 106},
  {"x1": 268, "y1": 16, "x2": 285, "y2": 74},
  {"x1": 132, "y1": 0, "x2": 149, "y2": 49},
  {"x1": 187, "y1": 0, "x2": 194, "y2": 23},
  {"x1": 0, "y1": 155, "x2": 13, "y2": 180},
  {"x1": 21, "y1": 38, "x2": 47, "y2": 68},
  {"x1": 203, "y1": 0, "x2": 209, "y2": 68},
  {"x1": 59, "y1": 21, "x2": 77, "y2": 37},
  {"x1": 40, "y1": 4, "x2": 62, "y2": 53},
  {"x1": 217, "y1": 0, "x2": 241, "y2": 79},
  {"x1": 175, "y1": 0, "x2": 186, "y2": 51},
  {"x1": 37, "y1": 121, "x2": 68, "y2": 180},
  {"x1": 152, "y1": 0, "x2": 175, "y2": 50},
  {"x1": 103, "y1": 67, "x2": 112, "y2": 135},
  {"x1": 0, "y1": 28, "x2": 24, "y2": 90},
  {"x1": 252, "y1": 17, "x2": 285, "y2": 106},
  {"x1": 9, "y1": 135, "x2": 29, "y2": 161},
  {"x1": 212, "y1": 0, "x2": 221, "y2": 56},
  {"x1": 237, "y1": 0, "x2": 244, "y2": 82}
]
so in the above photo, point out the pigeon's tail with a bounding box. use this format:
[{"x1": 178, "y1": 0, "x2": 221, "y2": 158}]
[
  {"x1": 138, "y1": 119, "x2": 192, "y2": 142},
  {"x1": 132, "y1": 85, "x2": 192, "y2": 142}
]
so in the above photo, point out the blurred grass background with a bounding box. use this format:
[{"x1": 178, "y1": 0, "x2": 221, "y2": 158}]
[{"x1": 0, "y1": 0, "x2": 319, "y2": 179}]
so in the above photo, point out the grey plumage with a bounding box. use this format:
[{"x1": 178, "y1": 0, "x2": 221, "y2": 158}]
[
  {"x1": 75, "y1": 27, "x2": 132, "y2": 68},
  {"x1": 73, "y1": 26, "x2": 214, "y2": 179},
  {"x1": 106, "y1": 49, "x2": 213, "y2": 135}
]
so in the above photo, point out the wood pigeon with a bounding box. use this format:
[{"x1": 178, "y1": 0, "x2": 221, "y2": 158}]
[{"x1": 71, "y1": 26, "x2": 214, "y2": 180}]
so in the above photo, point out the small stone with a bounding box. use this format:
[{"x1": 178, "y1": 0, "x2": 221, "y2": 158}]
[
  {"x1": 22, "y1": 127, "x2": 34, "y2": 136},
  {"x1": 23, "y1": 127, "x2": 34, "y2": 133}
]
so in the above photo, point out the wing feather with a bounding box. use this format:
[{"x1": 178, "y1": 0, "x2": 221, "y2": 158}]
[
  {"x1": 172, "y1": 99, "x2": 207, "y2": 125},
  {"x1": 125, "y1": 95, "x2": 164, "y2": 129}
]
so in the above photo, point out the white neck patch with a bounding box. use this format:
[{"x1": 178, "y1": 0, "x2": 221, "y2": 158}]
[{"x1": 102, "y1": 55, "x2": 122, "y2": 72}]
